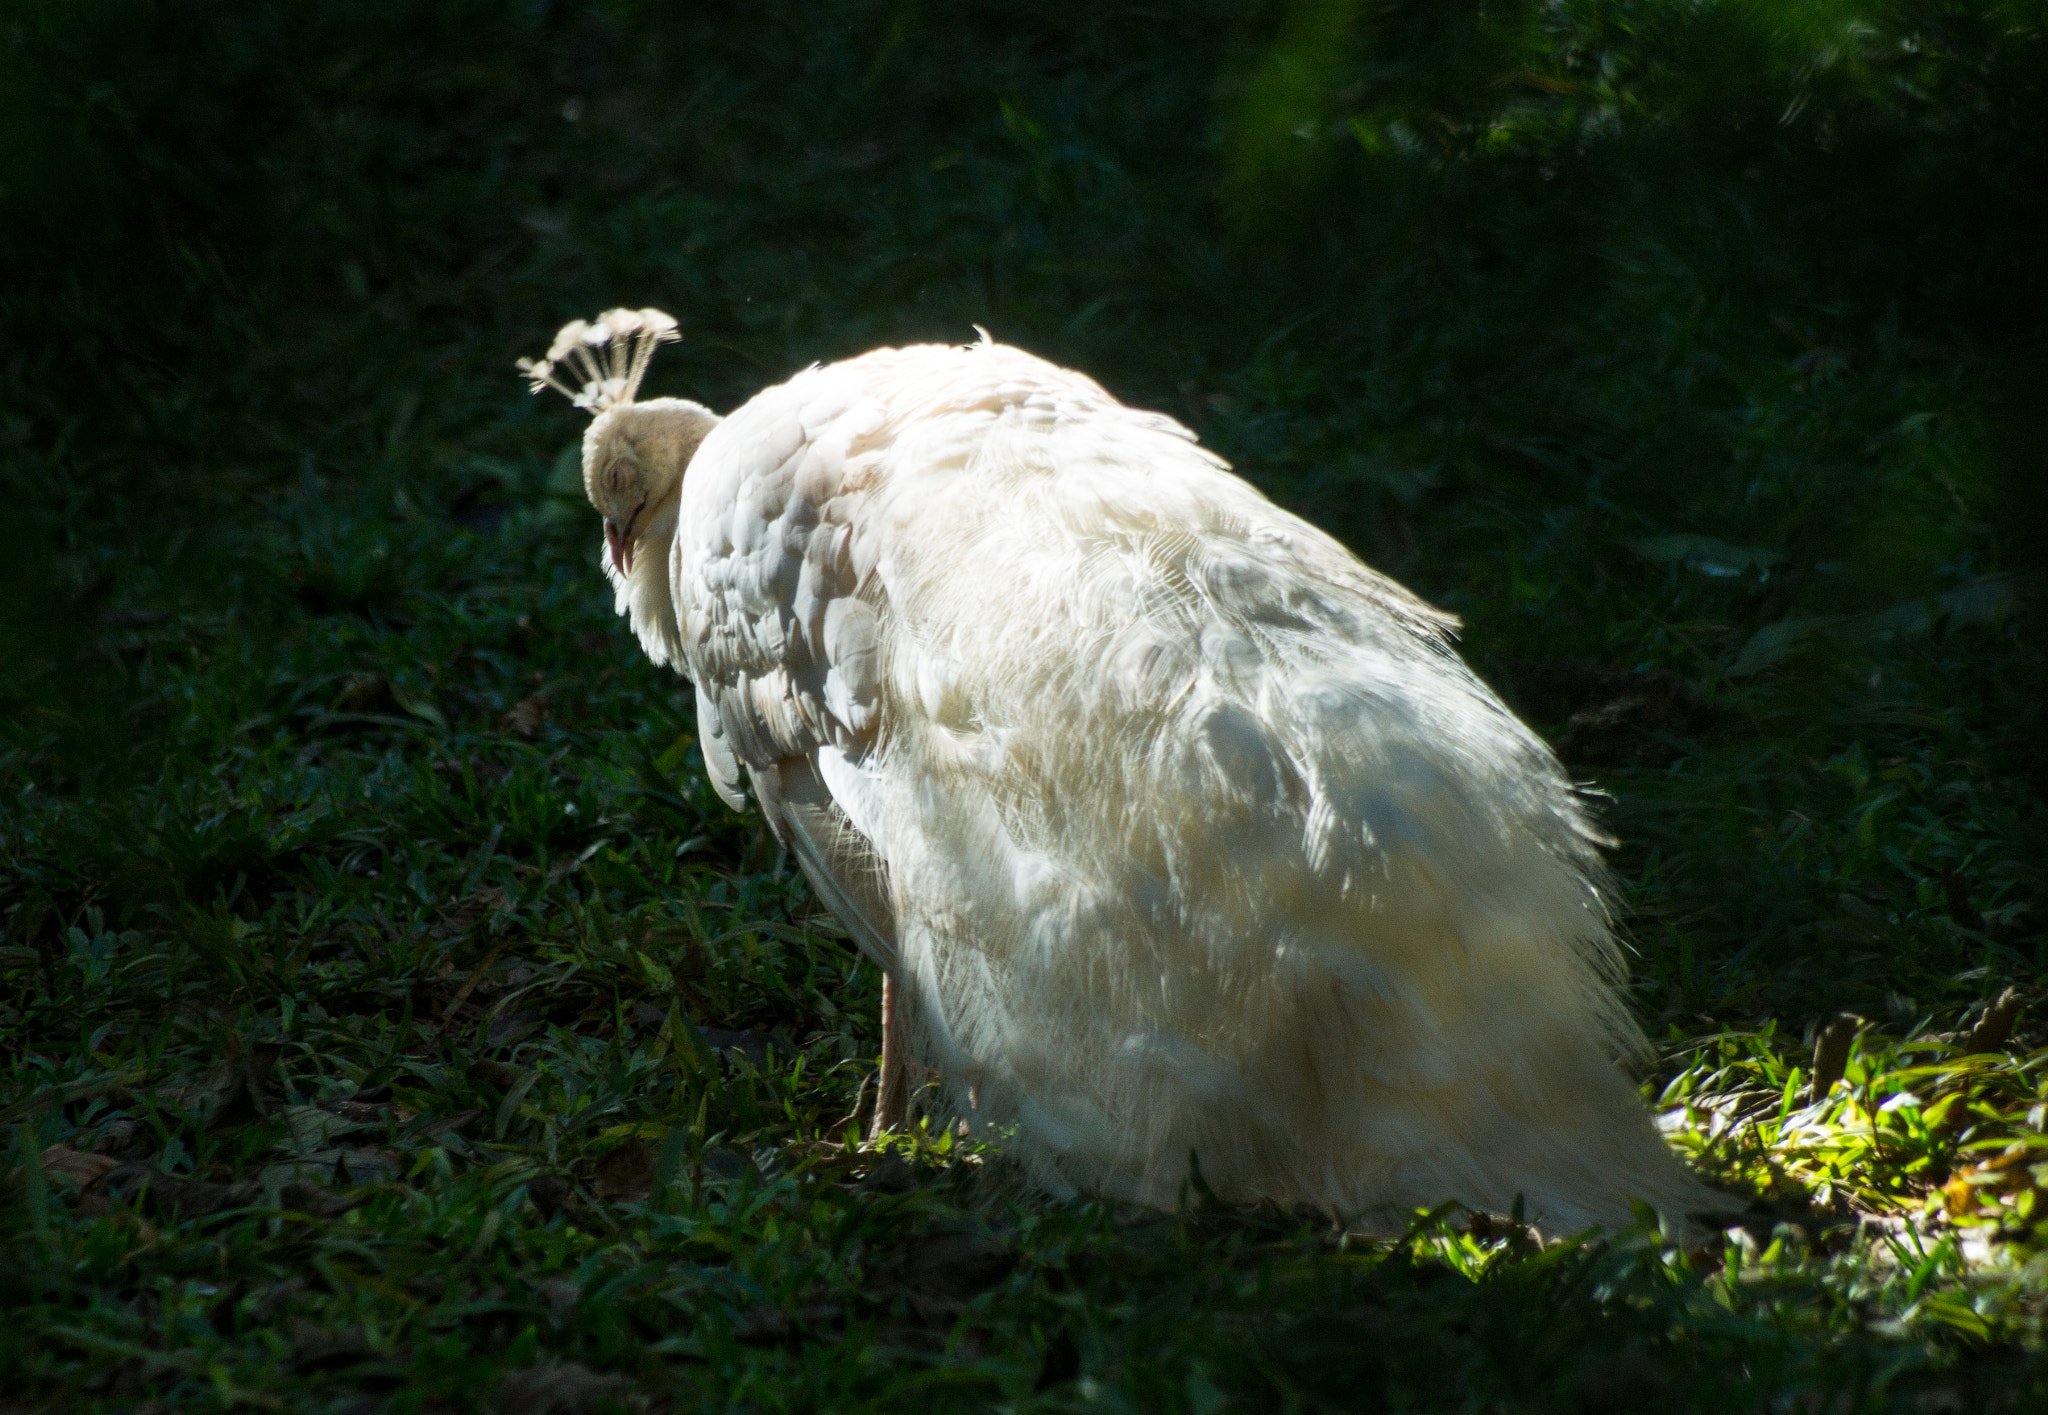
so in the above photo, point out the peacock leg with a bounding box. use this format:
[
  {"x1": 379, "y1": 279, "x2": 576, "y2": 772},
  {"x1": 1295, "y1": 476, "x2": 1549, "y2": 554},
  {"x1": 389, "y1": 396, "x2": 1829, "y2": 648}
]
[{"x1": 869, "y1": 970, "x2": 909, "y2": 1139}]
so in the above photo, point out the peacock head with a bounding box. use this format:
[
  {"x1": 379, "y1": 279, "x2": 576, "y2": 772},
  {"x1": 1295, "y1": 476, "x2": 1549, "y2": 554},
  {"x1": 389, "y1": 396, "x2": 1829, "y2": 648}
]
[{"x1": 517, "y1": 307, "x2": 721, "y2": 577}]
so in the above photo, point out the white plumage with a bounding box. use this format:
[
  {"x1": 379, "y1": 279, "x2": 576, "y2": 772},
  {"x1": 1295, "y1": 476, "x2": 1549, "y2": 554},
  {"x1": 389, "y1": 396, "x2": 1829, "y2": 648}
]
[{"x1": 521, "y1": 311, "x2": 1713, "y2": 1235}]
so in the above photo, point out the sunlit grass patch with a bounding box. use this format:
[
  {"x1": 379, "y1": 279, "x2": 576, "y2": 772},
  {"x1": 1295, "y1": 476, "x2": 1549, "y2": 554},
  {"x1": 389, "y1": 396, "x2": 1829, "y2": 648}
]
[{"x1": 1654, "y1": 1016, "x2": 2048, "y2": 1318}]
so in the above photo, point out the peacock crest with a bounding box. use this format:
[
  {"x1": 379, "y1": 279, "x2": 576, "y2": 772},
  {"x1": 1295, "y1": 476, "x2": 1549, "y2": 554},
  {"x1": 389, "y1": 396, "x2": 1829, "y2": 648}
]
[{"x1": 516, "y1": 307, "x2": 679, "y2": 413}]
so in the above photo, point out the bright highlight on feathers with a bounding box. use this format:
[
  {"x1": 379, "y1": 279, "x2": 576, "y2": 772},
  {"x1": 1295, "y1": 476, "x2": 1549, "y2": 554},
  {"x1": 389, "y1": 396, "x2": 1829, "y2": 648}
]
[{"x1": 518, "y1": 309, "x2": 1717, "y2": 1236}]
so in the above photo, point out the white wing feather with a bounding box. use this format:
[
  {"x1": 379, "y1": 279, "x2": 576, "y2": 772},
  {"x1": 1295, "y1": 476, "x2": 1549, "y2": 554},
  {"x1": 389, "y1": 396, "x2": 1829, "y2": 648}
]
[{"x1": 674, "y1": 342, "x2": 1709, "y2": 1231}]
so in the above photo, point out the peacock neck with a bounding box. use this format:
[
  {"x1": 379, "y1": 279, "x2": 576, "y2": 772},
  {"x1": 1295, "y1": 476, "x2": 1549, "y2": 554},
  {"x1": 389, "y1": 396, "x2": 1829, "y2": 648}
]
[{"x1": 616, "y1": 489, "x2": 684, "y2": 669}]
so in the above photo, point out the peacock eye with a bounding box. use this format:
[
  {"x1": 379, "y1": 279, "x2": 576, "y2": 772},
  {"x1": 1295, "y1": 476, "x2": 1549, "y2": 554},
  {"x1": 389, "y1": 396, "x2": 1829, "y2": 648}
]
[{"x1": 606, "y1": 458, "x2": 631, "y2": 494}]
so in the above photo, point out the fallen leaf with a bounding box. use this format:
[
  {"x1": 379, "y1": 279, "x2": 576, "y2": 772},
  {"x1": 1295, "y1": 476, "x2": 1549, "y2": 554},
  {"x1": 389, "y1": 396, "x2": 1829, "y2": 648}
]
[
  {"x1": 527, "y1": 1175, "x2": 572, "y2": 1217},
  {"x1": 97, "y1": 1165, "x2": 366, "y2": 1221},
  {"x1": 332, "y1": 674, "x2": 395, "y2": 715},
  {"x1": 1943, "y1": 1144, "x2": 2046, "y2": 1222},
  {"x1": 496, "y1": 1361, "x2": 628, "y2": 1415},
  {"x1": 205, "y1": 1038, "x2": 284, "y2": 1130},
  {"x1": 501, "y1": 692, "x2": 551, "y2": 738},
  {"x1": 467, "y1": 1059, "x2": 530, "y2": 1090},
  {"x1": 436, "y1": 888, "x2": 514, "y2": 938},
  {"x1": 413, "y1": 1107, "x2": 484, "y2": 1143},
  {"x1": 592, "y1": 1138, "x2": 655, "y2": 1202},
  {"x1": 288, "y1": 1317, "x2": 372, "y2": 1374},
  {"x1": 40, "y1": 1144, "x2": 118, "y2": 1189},
  {"x1": 488, "y1": 1009, "x2": 546, "y2": 1046},
  {"x1": 261, "y1": 1148, "x2": 400, "y2": 1188},
  {"x1": 313, "y1": 1097, "x2": 389, "y2": 1126},
  {"x1": 0, "y1": 1144, "x2": 119, "y2": 1200},
  {"x1": 275, "y1": 1180, "x2": 369, "y2": 1219},
  {"x1": 1503, "y1": 659, "x2": 1710, "y2": 768},
  {"x1": 282, "y1": 1104, "x2": 369, "y2": 1149},
  {"x1": 97, "y1": 1166, "x2": 252, "y2": 1219}
]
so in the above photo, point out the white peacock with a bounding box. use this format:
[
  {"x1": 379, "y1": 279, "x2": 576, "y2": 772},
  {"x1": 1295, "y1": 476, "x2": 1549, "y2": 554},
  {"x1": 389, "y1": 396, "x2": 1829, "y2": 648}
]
[{"x1": 517, "y1": 308, "x2": 1716, "y2": 1236}]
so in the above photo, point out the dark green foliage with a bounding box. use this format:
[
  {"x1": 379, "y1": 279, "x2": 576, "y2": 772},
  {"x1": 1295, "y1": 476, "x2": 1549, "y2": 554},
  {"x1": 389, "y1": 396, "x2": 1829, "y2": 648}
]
[{"x1": 2, "y1": 0, "x2": 2044, "y2": 1408}]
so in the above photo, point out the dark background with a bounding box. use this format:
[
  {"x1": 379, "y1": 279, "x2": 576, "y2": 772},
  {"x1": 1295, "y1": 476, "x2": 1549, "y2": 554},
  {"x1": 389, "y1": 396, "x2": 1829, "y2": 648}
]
[{"x1": 6, "y1": 0, "x2": 2042, "y2": 1019}]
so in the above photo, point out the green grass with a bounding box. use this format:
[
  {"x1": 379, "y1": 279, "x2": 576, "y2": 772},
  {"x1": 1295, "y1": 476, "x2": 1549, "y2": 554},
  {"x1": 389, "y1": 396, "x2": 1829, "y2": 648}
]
[{"x1": 3, "y1": 0, "x2": 2045, "y2": 1409}]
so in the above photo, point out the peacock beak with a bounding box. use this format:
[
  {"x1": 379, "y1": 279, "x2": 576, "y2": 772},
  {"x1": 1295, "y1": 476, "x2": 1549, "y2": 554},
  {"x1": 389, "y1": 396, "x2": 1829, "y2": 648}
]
[{"x1": 604, "y1": 519, "x2": 633, "y2": 575}]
